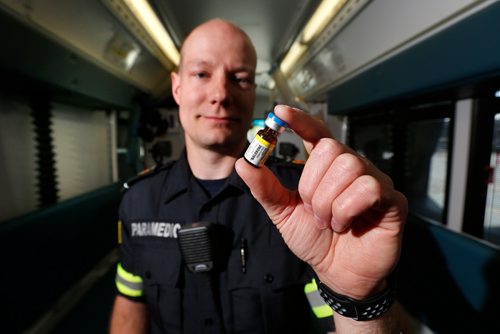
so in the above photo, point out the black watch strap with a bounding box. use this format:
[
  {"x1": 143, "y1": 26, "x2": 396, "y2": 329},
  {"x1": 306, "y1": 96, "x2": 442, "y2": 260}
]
[{"x1": 317, "y1": 281, "x2": 395, "y2": 321}]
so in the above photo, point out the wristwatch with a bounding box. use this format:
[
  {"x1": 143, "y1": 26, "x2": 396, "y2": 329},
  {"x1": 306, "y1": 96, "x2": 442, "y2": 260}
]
[{"x1": 316, "y1": 280, "x2": 395, "y2": 321}]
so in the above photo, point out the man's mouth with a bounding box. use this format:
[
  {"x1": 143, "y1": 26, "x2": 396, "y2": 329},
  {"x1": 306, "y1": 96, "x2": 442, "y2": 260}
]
[{"x1": 203, "y1": 115, "x2": 239, "y2": 124}]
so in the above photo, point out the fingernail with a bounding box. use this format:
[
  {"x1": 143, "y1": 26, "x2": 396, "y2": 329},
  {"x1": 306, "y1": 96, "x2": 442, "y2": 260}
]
[{"x1": 274, "y1": 105, "x2": 286, "y2": 114}]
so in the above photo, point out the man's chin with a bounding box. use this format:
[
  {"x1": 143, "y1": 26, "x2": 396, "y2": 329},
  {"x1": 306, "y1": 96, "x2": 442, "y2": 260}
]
[{"x1": 205, "y1": 138, "x2": 246, "y2": 155}]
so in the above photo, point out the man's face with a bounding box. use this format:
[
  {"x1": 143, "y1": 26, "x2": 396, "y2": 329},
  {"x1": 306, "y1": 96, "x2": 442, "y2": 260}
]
[{"x1": 171, "y1": 21, "x2": 257, "y2": 154}]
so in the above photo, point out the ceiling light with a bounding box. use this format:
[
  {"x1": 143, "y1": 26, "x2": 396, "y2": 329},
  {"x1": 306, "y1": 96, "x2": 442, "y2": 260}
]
[
  {"x1": 302, "y1": 0, "x2": 348, "y2": 43},
  {"x1": 280, "y1": 42, "x2": 307, "y2": 76},
  {"x1": 280, "y1": 0, "x2": 348, "y2": 75},
  {"x1": 121, "y1": 0, "x2": 180, "y2": 67}
]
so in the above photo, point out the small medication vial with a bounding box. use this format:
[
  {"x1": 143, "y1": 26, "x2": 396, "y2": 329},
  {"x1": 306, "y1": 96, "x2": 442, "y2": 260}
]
[{"x1": 244, "y1": 112, "x2": 288, "y2": 167}]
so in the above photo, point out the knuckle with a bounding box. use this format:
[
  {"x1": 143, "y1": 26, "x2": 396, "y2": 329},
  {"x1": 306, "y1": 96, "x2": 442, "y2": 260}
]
[
  {"x1": 336, "y1": 153, "x2": 366, "y2": 175},
  {"x1": 311, "y1": 190, "x2": 330, "y2": 212},
  {"x1": 314, "y1": 138, "x2": 341, "y2": 156},
  {"x1": 360, "y1": 175, "x2": 382, "y2": 196},
  {"x1": 298, "y1": 181, "x2": 313, "y2": 201}
]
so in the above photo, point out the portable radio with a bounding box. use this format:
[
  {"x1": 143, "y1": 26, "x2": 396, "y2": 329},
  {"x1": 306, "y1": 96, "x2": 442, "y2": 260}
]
[{"x1": 178, "y1": 222, "x2": 214, "y2": 273}]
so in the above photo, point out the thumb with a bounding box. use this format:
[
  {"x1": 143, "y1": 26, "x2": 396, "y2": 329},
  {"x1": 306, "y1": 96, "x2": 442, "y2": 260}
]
[{"x1": 235, "y1": 158, "x2": 295, "y2": 223}]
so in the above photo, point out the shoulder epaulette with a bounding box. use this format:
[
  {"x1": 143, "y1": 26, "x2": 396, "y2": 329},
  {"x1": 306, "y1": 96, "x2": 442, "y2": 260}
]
[{"x1": 121, "y1": 161, "x2": 174, "y2": 192}]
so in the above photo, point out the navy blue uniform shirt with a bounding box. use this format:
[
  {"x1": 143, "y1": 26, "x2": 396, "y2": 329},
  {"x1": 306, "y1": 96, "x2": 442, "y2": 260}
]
[{"x1": 117, "y1": 150, "x2": 331, "y2": 333}]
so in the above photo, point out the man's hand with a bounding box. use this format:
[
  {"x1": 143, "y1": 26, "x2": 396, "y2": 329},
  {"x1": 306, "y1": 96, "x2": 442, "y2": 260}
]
[{"x1": 235, "y1": 105, "x2": 407, "y2": 300}]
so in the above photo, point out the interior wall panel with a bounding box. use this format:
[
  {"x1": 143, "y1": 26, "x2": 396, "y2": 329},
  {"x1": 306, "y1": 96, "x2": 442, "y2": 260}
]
[
  {"x1": 52, "y1": 105, "x2": 112, "y2": 201},
  {"x1": 0, "y1": 97, "x2": 38, "y2": 221}
]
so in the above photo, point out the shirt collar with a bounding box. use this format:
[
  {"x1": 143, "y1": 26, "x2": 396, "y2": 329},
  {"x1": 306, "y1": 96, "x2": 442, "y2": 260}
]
[{"x1": 161, "y1": 149, "x2": 250, "y2": 204}]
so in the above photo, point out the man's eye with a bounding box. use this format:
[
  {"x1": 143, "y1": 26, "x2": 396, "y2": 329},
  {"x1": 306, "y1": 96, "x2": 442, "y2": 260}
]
[
  {"x1": 194, "y1": 72, "x2": 208, "y2": 79},
  {"x1": 235, "y1": 77, "x2": 254, "y2": 85}
]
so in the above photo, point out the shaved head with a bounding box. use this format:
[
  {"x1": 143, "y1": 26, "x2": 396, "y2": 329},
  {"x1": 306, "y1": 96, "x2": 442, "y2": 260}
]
[{"x1": 179, "y1": 19, "x2": 257, "y2": 72}]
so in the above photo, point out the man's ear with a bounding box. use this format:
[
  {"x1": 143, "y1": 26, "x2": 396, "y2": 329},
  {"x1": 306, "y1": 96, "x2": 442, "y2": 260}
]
[{"x1": 171, "y1": 71, "x2": 181, "y2": 105}]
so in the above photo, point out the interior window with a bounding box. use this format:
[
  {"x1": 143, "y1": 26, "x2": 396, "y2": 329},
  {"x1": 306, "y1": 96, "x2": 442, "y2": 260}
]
[
  {"x1": 405, "y1": 118, "x2": 450, "y2": 223},
  {"x1": 351, "y1": 122, "x2": 394, "y2": 177},
  {"x1": 484, "y1": 113, "x2": 500, "y2": 245}
]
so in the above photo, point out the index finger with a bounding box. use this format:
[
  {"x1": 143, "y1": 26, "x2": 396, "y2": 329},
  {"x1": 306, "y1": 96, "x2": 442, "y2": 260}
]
[{"x1": 273, "y1": 105, "x2": 332, "y2": 151}]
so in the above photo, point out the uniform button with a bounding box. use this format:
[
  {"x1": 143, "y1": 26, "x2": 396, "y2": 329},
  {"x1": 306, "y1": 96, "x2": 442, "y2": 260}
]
[
  {"x1": 263, "y1": 273, "x2": 274, "y2": 283},
  {"x1": 145, "y1": 271, "x2": 152, "y2": 279},
  {"x1": 204, "y1": 318, "x2": 214, "y2": 326}
]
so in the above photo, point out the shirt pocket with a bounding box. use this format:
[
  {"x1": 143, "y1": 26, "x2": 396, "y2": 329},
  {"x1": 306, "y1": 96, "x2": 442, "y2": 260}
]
[
  {"x1": 259, "y1": 245, "x2": 312, "y2": 333},
  {"x1": 135, "y1": 239, "x2": 183, "y2": 332},
  {"x1": 226, "y1": 247, "x2": 265, "y2": 333},
  {"x1": 226, "y1": 243, "x2": 311, "y2": 333}
]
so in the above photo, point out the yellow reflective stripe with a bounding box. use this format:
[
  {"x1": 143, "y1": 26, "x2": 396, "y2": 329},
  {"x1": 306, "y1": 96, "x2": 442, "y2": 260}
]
[
  {"x1": 116, "y1": 279, "x2": 144, "y2": 297},
  {"x1": 313, "y1": 304, "x2": 334, "y2": 318},
  {"x1": 117, "y1": 262, "x2": 143, "y2": 283},
  {"x1": 304, "y1": 277, "x2": 318, "y2": 293},
  {"x1": 115, "y1": 263, "x2": 144, "y2": 297},
  {"x1": 305, "y1": 278, "x2": 333, "y2": 318}
]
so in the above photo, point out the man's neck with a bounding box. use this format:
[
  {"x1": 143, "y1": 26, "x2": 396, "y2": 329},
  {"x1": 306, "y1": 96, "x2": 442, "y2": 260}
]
[{"x1": 186, "y1": 142, "x2": 245, "y2": 180}]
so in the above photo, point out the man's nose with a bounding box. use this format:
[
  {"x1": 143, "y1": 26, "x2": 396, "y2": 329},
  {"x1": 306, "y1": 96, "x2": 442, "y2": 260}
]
[{"x1": 210, "y1": 74, "x2": 231, "y2": 106}]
